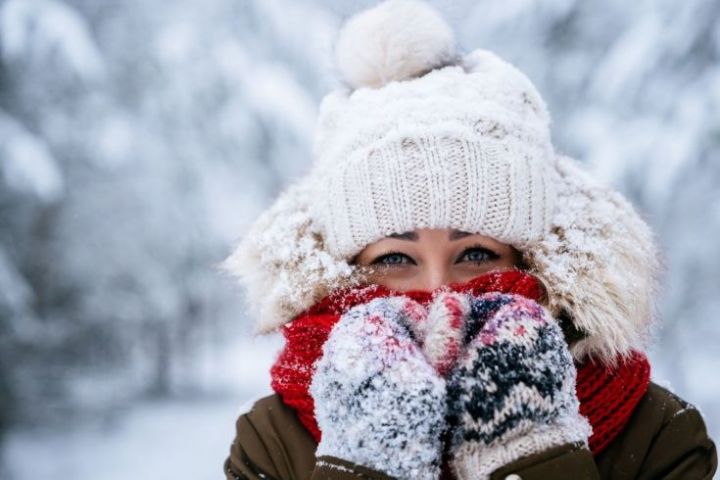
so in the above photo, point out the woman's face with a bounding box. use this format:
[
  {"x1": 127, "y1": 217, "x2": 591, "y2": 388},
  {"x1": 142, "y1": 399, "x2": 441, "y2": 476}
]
[{"x1": 351, "y1": 228, "x2": 524, "y2": 291}]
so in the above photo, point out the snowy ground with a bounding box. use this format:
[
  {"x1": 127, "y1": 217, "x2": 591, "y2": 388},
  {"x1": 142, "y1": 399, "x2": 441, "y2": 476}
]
[
  {"x1": 4, "y1": 394, "x2": 260, "y2": 480},
  {"x1": 2, "y1": 334, "x2": 283, "y2": 480}
]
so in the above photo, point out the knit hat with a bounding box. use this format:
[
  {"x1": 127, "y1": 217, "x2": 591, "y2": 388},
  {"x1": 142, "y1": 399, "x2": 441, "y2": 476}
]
[{"x1": 220, "y1": 0, "x2": 663, "y2": 367}]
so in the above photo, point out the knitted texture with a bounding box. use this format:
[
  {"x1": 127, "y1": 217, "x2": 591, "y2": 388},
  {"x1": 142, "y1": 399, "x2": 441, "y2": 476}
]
[
  {"x1": 270, "y1": 270, "x2": 545, "y2": 441},
  {"x1": 577, "y1": 350, "x2": 651, "y2": 454},
  {"x1": 270, "y1": 271, "x2": 652, "y2": 461},
  {"x1": 306, "y1": 2, "x2": 556, "y2": 260},
  {"x1": 310, "y1": 296, "x2": 447, "y2": 480},
  {"x1": 446, "y1": 292, "x2": 592, "y2": 480},
  {"x1": 413, "y1": 291, "x2": 471, "y2": 377},
  {"x1": 220, "y1": 1, "x2": 663, "y2": 370},
  {"x1": 310, "y1": 48, "x2": 556, "y2": 260}
]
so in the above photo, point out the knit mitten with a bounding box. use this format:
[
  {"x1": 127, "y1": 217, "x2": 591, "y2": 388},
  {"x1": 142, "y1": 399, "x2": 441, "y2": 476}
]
[
  {"x1": 409, "y1": 290, "x2": 472, "y2": 377},
  {"x1": 446, "y1": 292, "x2": 593, "y2": 480},
  {"x1": 309, "y1": 296, "x2": 447, "y2": 480}
]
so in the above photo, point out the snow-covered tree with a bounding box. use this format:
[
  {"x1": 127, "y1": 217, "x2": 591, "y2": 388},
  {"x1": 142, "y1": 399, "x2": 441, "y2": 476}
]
[{"x1": 1, "y1": 0, "x2": 717, "y2": 448}]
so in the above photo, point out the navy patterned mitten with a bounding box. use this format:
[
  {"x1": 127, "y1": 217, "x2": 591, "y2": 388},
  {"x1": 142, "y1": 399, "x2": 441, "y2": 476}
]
[
  {"x1": 309, "y1": 296, "x2": 447, "y2": 480},
  {"x1": 446, "y1": 292, "x2": 592, "y2": 480}
]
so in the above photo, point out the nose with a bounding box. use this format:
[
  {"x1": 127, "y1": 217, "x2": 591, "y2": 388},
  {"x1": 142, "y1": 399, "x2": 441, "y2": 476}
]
[{"x1": 420, "y1": 264, "x2": 453, "y2": 291}]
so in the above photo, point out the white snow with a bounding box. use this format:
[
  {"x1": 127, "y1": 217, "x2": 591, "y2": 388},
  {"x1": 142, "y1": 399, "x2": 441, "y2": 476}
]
[
  {"x1": 0, "y1": 247, "x2": 33, "y2": 315},
  {"x1": 4, "y1": 334, "x2": 280, "y2": 480},
  {"x1": 0, "y1": 112, "x2": 64, "y2": 202},
  {"x1": 1, "y1": 0, "x2": 719, "y2": 478},
  {"x1": 5, "y1": 396, "x2": 244, "y2": 480},
  {"x1": 0, "y1": 0, "x2": 104, "y2": 80}
]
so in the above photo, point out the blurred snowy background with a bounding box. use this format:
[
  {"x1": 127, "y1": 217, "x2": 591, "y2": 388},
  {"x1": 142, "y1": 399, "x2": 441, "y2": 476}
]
[{"x1": 0, "y1": 0, "x2": 718, "y2": 478}]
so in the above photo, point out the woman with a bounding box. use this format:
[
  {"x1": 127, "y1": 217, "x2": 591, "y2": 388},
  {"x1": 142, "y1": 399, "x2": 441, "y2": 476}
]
[{"x1": 220, "y1": 1, "x2": 717, "y2": 479}]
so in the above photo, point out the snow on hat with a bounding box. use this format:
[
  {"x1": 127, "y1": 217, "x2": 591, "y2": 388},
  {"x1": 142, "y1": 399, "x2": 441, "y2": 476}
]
[
  {"x1": 220, "y1": 0, "x2": 663, "y2": 366},
  {"x1": 311, "y1": 0, "x2": 555, "y2": 259}
]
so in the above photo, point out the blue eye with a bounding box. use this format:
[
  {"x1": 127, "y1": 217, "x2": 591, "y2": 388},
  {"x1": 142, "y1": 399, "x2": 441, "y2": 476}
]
[
  {"x1": 459, "y1": 246, "x2": 499, "y2": 264},
  {"x1": 372, "y1": 252, "x2": 413, "y2": 266}
]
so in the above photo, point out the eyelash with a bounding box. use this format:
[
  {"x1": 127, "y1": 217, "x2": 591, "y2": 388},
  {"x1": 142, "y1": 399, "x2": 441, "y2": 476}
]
[{"x1": 370, "y1": 244, "x2": 500, "y2": 267}]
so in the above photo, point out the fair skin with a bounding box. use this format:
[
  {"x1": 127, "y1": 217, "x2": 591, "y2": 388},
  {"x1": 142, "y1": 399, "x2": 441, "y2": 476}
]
[{"x1": 351, "y1": 228, "x2": 524, "y2": 291}]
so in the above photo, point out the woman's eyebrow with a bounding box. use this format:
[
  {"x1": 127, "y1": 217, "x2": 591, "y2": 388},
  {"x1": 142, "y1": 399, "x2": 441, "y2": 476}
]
[
  {"x1": 387, "y1": 231, "x2": 418, "y2": 241},
  {"x1": 449, "y1": 229, "x2": 472, "y2": 240}
]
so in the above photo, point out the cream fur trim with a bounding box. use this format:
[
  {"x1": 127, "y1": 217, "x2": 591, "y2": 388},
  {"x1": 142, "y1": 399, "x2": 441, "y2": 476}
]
[
  {"x1": 217, "y1": 180, "x2": 361, "y2": 334},
  {"x1": 521, "y1": 153, "x2": 664, "y2": 366}
]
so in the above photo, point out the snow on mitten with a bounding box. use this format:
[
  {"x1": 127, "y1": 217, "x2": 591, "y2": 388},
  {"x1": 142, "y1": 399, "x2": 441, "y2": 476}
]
[
  {"x1": 411, "y1": 290, "x2": 472, "y2": 376},
  {"x1": 446, "y1": 292, "x2": 592, "y2": 480},
  {"x1": 309, "y1": 296, "x2": 447, "y2": 480}
]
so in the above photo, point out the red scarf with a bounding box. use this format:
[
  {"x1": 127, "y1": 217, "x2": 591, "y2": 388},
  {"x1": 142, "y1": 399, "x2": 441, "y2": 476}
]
[{"x1": 270, "y1": 270, "x2": 651, "y2": 457}]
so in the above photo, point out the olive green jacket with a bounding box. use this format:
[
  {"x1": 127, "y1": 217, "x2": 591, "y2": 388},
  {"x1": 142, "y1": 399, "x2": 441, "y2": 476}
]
[{"x1": 223, "y1": 382, "x2": 716, "y2": 480}]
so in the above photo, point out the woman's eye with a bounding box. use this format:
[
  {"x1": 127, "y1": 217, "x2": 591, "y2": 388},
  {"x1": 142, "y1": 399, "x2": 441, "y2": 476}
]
[
  {"x1": 371, "y1": 252, "x2": 413, "y2": 266},
  {"x1": 458, "y1": 246, "x2": 499, "y2": 264}
]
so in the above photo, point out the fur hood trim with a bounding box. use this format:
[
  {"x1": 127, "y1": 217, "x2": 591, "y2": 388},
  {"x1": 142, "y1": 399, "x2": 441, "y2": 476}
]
[{"x1": 520, "y1": 153, "x2": 664, "y2": 367}]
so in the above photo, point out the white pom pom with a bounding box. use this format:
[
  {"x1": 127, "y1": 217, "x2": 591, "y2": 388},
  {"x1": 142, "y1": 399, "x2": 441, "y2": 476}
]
[{"x1": 334, "y1": 0, "x2": 456, "y2": 89}]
